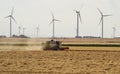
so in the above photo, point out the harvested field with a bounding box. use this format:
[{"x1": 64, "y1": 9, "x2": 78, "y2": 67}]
[
  {"x1": 0, "y1": 38, "x2": 120, "y2": 74},
  {"x1": 0, "y1": 51, "x2": 120, "y2": 74}
]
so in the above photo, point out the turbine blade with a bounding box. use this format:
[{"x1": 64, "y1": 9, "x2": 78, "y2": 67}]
[
  {"x1": 49, "y1": 20, "x2": 53, "y2": 24},
  {"x1": 54, "y1": 19, "x2": 61, "y2": 22},
  {"x1": 4, "y1": 15, "x2": 10, "y2": 18},
  {"x1": 78, "y1": 12, "x2": 82, "y2": 24},
  {"x1": 37, "y1": 25, "x2": 40, "y2": 30},
  {"x1": 11, "y1": 8, "x2": 14, "y2": 15},
  {"x1": 104, "y1": 15, "x2": 112, "y2": 17},
  {"x1": 11, "y1": 16, "x2": 17, "y2": 23},
  {"x1": 99, "y1": 17, "x2": 102, "y2": 25},
  {"x1": 51, "y1": 12, "x2": 54, "y2": 19},
  {"x1": 19, "y1": 26, "x2": 21, "y2": 29},
  {"x1": 97, "y1": 8, "x2": 103, "y2": 16}
]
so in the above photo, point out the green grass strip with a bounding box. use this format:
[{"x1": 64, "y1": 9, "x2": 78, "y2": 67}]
[{"x1": 62, "y1": 44, "x2": 120, "y2": 47}]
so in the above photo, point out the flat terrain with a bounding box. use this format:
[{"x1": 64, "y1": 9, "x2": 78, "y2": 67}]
[{"x1": 0, "y1": 38, "x2": 120, "y2": 74}]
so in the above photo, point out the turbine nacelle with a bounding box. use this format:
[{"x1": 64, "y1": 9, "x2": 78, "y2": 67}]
[{"x1": 74, "y1": 10, "x2": 80, "y2": 13}]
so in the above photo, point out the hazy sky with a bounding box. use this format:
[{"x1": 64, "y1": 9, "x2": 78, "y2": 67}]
[{"x1": 0, "y1": 0, "x2": 120, "y2": 38}]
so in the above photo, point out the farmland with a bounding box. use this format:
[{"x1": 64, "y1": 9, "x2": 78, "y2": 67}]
[{"x1": 0, "y1": 38, "x2": 120, "y2": 74}]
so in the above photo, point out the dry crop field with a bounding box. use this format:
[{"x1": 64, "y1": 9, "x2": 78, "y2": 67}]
[
  {"x1": 0, "y1": 38, "x2": 120, "y2": 74},
  {"x1": 0, "y1": 51, "x2": 120, "y2": 74}
]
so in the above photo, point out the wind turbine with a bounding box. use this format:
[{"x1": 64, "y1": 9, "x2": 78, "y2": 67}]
[
  {"x1": 113, "y1": 26, "x2": 116, "y2": 38},
  {"x1": 18, "y1": 26, "x2": 21, "y2": 36},
  {"x1": 97, "y1": 8, "x2": 111, "y2": 38},
  {"x1": 5, "y1": 8, "x2": 17, "y2": 37},
  {"x1": 36, "y1": 25, "x2": 40, "y2": 38},
  {"x1": 74, "y1": 10, "x2": 82, "y2": 38},
  {"x1": 49, "y1": 12, "x2": 60, "y2": 39},
  {"x1": 23, "y1": 27, "x2": 26, "y2": 36}
]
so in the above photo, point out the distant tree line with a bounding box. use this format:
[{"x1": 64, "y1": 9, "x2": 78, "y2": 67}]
[
  {"x1": 75, "y1": 36, "x2": 101, "y2": 38},
  {"x1": 0, "y1": 35, "x2": 29, "y2": 38}
]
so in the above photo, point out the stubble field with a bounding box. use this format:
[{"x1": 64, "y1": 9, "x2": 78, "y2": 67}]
[{"x1": 0, "y1": 38, "x2": 120, "y2": 74}]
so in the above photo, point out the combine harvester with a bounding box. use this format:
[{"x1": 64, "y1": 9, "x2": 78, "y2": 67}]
[{"x1": 42, "y1": 40, "x2": 69, "y2": 50}]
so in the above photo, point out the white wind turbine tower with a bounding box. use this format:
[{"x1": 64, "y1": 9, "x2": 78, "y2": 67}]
[
  {"x1": 36, "y1": 25, "x2": 40, "y2": 38},
  {"x1": 97, "y1": 8, "x2": 111, "y2": 38},
  {"x1": 74, "y1": 10, "x2": 82, "y2": 38},
  {"x1": 18, "y1": 26, "x2": 21, "y2": 36},
  {"x1": 5, "y1": 8, "x2": 17, "y2": 37},
  {"x1": 113, "y1": 26, "x2": 116, "y2": 38},
  {"x1": 49, "y1": 12, "x2": 60, "y2": 39},
  {"x1": 23, "y1": 27, "x2": 26, "y2": 36}
]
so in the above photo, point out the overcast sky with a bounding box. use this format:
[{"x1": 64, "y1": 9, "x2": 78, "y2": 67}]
[{"x1": 0, "y1": 0, "x2": 120, "y2": 38}]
